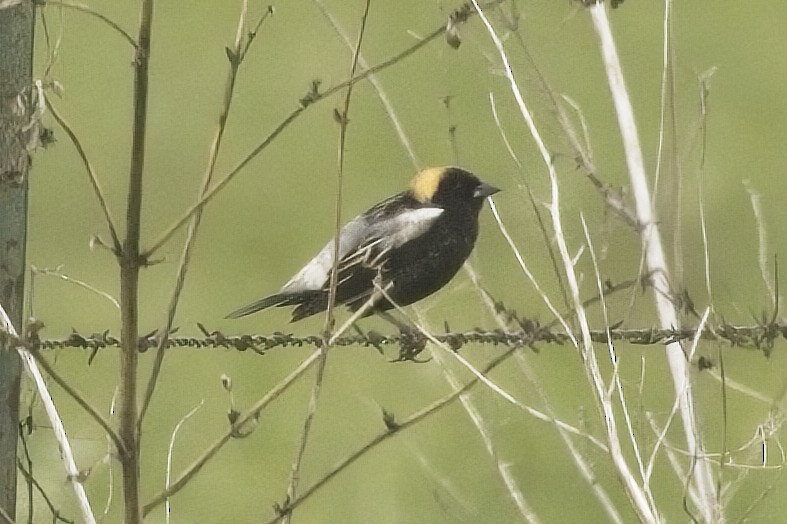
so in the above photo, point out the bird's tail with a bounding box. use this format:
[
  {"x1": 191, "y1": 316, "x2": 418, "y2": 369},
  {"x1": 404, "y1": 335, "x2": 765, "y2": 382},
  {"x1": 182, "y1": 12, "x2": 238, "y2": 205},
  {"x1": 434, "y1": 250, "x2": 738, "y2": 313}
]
[{"x1": 225, "y1": 293, "x2": 298, "y2": 319}]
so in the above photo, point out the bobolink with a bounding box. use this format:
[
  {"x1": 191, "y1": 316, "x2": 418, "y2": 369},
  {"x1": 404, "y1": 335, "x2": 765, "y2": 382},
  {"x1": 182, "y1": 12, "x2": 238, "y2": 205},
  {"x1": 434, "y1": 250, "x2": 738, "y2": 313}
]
[{"x1": 227, "y1": 166, "x2": 499, "y2": 322}]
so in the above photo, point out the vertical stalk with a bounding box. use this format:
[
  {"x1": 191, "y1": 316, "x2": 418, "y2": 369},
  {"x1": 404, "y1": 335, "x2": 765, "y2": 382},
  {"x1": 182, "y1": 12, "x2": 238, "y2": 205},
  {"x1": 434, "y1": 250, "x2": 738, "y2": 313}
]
[
  {"x1": 588, "y1": 3, "x2": 717, "y2": 521},
  {"x1": 119, "y1": 1, "x2": 154, "y2": 522},
  {"x1": 0, "y1": 1, "x2": 35, "y2": 520}
]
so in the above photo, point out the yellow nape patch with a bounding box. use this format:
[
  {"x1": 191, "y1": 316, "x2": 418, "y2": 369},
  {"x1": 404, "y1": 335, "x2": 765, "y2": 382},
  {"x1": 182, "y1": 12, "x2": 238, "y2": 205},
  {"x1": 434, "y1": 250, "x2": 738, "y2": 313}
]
[{"x1": 410, "y1": 167, "x2": 448, "y2": 203}]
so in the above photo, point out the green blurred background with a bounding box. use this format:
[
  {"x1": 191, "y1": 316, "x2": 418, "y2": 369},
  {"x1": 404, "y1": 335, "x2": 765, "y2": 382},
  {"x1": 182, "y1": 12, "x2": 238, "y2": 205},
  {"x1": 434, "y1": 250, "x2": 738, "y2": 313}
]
[{"x1": 20, "y1": 1, "x2": 787, "y2": 522}]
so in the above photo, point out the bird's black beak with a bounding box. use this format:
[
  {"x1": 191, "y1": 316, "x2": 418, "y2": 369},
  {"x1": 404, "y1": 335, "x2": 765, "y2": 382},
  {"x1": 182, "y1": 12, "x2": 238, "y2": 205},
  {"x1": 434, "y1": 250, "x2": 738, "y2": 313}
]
[{"x1": 474, "y1": 182, "x2": 501, "y2": 199}]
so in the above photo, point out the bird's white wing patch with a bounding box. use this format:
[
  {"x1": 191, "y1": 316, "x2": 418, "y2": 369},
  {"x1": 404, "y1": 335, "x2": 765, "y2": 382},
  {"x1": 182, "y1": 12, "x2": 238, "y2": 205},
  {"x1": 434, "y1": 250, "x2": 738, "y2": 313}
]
[
  {"x1": 281, "y1": 216, "x2": 368, "y2": 292},
  {"x1": 280, "y1": 207, "x2": 443, "y2": 292},
  {"x1": 281, "y1": 244, "x2": 333, "y2": 292},
  {"x1": 351, "y1": 207, "x2": 444, "y2": 269},
  {"x1": 371, "y1": 207, "x2": 443, "y2": 249}
]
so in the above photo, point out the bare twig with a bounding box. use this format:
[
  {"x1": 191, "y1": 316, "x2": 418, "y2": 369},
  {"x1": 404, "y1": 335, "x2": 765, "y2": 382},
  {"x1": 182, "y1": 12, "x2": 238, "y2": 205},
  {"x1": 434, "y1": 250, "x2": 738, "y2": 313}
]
[
  {"x1": 142, "y1": 347, "x2": 322, "y2": 517},
  {"x1": 142, "y1": 20, "x2": 451, "y2": 258},
  {"x1": 486, "y1": 199, "x2": 577, "y2": 345},
  {"x1": 0, "y1": 504, "x2": 12, "y2": 524},
  {"x1": 45, "y1": 99, "x2": 122, "y2": 254},
  {"x1": 31, "y1": 265, "x2": 120, "y2": 310},
  {"x1": 488, "y1": 92, "x2": 572, "y2": 316},
  {"x1": 379, "y1": 283, "x2": 607, "y2": 450},
  {"x1": 281, "y1": 347, "x2": 325, "y2": 524},
  {"x1": 473, "y1": 2, "x2": 657, "y2": 521},
  {"x1": 283, "y1": 3, "x2": 371, "y2": 521},
  {"x1": 26, "y1": 349, "x2": 123, "y2": 454},
  {"x1": 467, "y1": 266, "x2": 626, "y2": 523},
  {"x1": 165, "y1": 401, "x2": 204, "y2": 523},
  {"x1": 430, "y1": 345, "x2": 541, "y2": 523},
  {"x1": 42, "y1": 0, "x2": 137, "y2": 48},
  {"x1": 745, "y1": 182, "x2": 778, "y2": 311},
  {"x1": 697, "y1": 66, "x2": 715, "y2": 307},
  {"x1": 142, "y1": 284, "x2": 383, "y2": 517},
  {"x1": 499, "y1": 17, "x2": 638, "y2": 229},
  {"x1": 716, "y1": 343, "x2": 728, "y2": 507},
  {"x1": 588, "y1": 3, "x2": 718, "y2": 520},
  {"x1": 582, "y1": 215, "x2": 656, "y2": 511},
  {"x1": 313, "y1": 0, "x2": 419, "y2": 168},
  {"x1": 263, "y1": 346, "x2": 521, "y2": 524},
  {"x1": 16, "y1": 456, "x2": 76, "y2": 523},
  {"x1": 325, "y1": 0, "x2": 370, "y2": 331},
  {"x1": 18, "y1": 419, "x2": 35, "y2": 523},
  {"x1": 102, "y1": 390, "x2": 118, "y2": 518},
  {"x1": 0, "y1": 305, "x2": 97, "y2": 524},
  {"x1": 695, "y1": 64, "x2": 727, "y2": 509},
  {"x1": 138, "y1": 0, "x2": 273, "y2": 426}
]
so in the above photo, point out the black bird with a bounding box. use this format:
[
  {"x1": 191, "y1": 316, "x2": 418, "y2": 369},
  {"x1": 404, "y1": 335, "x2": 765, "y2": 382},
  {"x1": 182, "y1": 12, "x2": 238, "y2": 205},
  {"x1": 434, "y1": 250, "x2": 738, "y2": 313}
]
[{"x1": 227, "y1": 166, "x2": 499, "y2": 322}]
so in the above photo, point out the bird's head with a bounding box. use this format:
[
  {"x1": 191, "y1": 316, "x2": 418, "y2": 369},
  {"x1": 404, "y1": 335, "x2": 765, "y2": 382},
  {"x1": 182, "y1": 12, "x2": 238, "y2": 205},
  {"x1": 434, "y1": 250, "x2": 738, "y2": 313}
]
[{"x1": 410, "y1": 166, "x2": 500, "y2": 211}]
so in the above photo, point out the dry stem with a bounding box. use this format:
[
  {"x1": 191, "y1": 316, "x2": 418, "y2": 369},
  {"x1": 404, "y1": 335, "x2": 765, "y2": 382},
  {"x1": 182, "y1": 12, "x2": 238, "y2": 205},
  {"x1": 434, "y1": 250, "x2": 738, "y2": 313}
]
[
  {"x1": 283, "y1": 3, "x2": 371, "y2": 521},
  {"x1": 118, "y1": 1, "x2": 154, "y2": 521},
  {"x1": 589, "y1": 3, "x2": 717, "y2": 520}
]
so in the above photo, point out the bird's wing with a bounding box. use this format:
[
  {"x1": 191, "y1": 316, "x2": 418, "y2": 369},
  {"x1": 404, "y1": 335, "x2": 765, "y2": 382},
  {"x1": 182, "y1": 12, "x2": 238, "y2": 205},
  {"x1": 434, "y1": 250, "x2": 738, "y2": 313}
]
[
  {"x1": 280, "y1": 214, "x2": 368, "y2": 292},
  {"x1": 338, "y1": 206, "x2": 444, "y2": 277},
  {"x1": 281, "y1": 197, "x2": 443, "y2": 293}
]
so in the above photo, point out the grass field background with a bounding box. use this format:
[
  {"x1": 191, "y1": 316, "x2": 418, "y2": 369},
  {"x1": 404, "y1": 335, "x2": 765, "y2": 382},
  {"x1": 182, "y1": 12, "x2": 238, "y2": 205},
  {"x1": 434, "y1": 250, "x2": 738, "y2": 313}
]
[{"x1": 21, "y1": 2, "x2": 787, "y2": 522}]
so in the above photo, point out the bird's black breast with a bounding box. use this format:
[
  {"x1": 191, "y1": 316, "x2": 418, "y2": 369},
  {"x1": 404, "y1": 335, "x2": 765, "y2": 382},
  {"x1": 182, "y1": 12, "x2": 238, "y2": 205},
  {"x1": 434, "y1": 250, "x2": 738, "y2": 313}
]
[{"x1": 388, "y1": 211, "x2": 478, "y2": 300}]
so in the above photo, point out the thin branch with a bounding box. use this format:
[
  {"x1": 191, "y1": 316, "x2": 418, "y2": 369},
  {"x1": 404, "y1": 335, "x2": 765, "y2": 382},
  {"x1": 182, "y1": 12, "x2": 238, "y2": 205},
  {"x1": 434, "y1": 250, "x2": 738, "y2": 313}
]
[
  {"x1": 703, "y1": 370, "x2": 774, "y2": 404},
  {"x1": 488, "y1": 91, "x2": 572, "y2": 317},
  {"x1": 0, "y1": 305, "x2": 97, "y2": 524},
  {"x1": 486, "y1": 198, "x2": 577, "y2": 346},
  {"x1": 142, "y1": 347, "x2": 321, "y2": 517},
  {"x1": 697, "y1": 66, "x2": 714, "y2": 306},
  {"x1": 380, "y1": 284, "x2": 607, "y2": 451},
  {"x1": 281, "y1": 349, "x2": 325, "y2": 524},
  {"x1": 582, "y1": 214, "x2": 655, "y2": 511},
  {"x1": 588, "y1": 3, "x2": 718, "y2": 520},
  {"x1": 467, "y1": 266, "x2": 626, "y2": 524},
  {"x1": 263, "y1": 346, "x2": 521, "y2": 524},
  {"x1": 142, "y1": 21, "x2": 451, "y2": 258},
  {"x1": 31, "y1": 265, "x2": 120, "y2": 310},
  {"x1": 325, "y1": 0, "x2": 370, "y2": 330},
  {"x1": 18, "y1": 419, "x2": 35, "y2": 523},
  {"x1": 283, "y1": 4, "x2": 371, "y2": 522},
  {"x1": 644, "y1": 412, "x2": 696, "y2": 503},
  {"x1": 313, "y1": 0, "x2": 419, "y2": 168},
  {"x1": 45, "y1": 99, "x2": 122, "y2": 254},
  {"x1": 0, "y1": 505, "x2": 11, "y2": 524},
  {"x1": 430, "y1": 344, "x2": 541, "y2": 523},
  {"x1": 501, "y1": 20, "x2": 638, "y2": 229},
  {"x1": 138, "y1": 0, "x2": 273, "y2": 426},
  {"x1": 38, "y1": 2, "x2": 65, "y2": 79},
  {"x1": 42, "y1": 0, "x2": 137, "y2": 48},
  {"x1": 472, "y1": 2, "x2": 657, "y2": 521},
  {"x1": 102, "y1": 390, "x2": 118, "y2": 518},
  {"x1": 716, "y1": 344, "x2": 728, "y2": 507},
  {"x1": 142, "y1": 285, "x2": 383, "y2": 517},
  {"x1": 652, "y1": 0, "x2": 671, "y2": 214},
  {"x1": 16, "y1": 458, "x2": 76, "y2": 524},
  {"x1": 165, "y1": 401, "x2": 204, "y2": 523},
  {"x1": 745, "y1": 181, "x2": 777, "y2": 310},
  {"x1": 26, "y1": 349, "x2": 124, "y2": 454}
]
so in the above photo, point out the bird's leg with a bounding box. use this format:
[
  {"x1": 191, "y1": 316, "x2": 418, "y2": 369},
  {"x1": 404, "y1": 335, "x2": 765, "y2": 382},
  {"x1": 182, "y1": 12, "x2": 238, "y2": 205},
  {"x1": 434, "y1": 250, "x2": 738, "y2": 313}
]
[
  {"x1": 375, "y1": 310, "x2": 429, "y2": 363},
  {"x1": 367, "y1": 275, "x2": 428, "y2": 362}
]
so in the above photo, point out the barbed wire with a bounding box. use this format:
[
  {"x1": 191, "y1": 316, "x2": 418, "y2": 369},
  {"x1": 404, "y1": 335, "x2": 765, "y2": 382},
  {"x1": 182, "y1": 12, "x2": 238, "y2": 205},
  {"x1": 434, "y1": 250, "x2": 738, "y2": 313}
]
[{"x1": 11, "y1": 319, "x2": 784, "y2": 362}]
